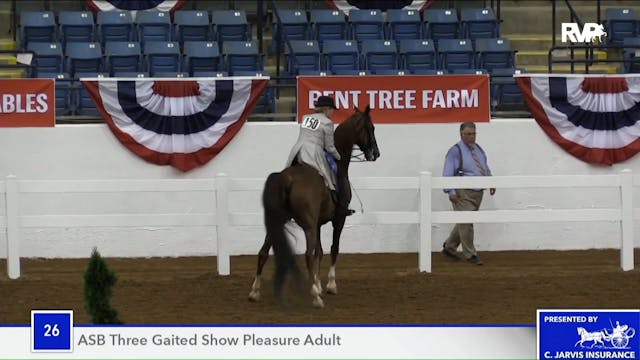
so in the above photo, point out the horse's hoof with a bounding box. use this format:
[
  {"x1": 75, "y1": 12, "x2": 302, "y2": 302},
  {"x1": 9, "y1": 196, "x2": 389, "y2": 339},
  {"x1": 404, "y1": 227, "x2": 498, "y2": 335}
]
[
  {"x1": 326, "y1": 281, "x2": 337, "y2": 295},
  {"x1": 310, "y1": 283, "x2": 322, "y2": 297},
  {"x1": 312, "y1": 297, "x2": 325, "y2": 308},
  {"x1": 248, "y1": 291, "x2": 261, "y2": 302}
]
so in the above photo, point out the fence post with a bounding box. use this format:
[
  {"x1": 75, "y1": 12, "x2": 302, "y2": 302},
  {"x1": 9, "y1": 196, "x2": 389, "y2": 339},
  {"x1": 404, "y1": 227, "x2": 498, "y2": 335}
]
[
  {"x1": 215, "y1": 173, "x2": 230, "y2": 276},
  {"x1": 6, "y1": 175, "x2": 20, "y2": 279},
  {"x1": 419, "y1": 171, "x2": 432, "y2": 272},
  {"x1": 619, "y1": 169, "x2": 634, "y2": 271}
]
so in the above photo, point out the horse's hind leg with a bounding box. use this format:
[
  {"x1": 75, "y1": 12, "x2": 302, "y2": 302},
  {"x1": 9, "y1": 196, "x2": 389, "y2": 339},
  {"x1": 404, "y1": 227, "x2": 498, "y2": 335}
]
[
  {"x1": 303, "y1": 227, "x2": 324, "y2": 308},
  {"x1": 326, "y1": 217, "x2": 346, "y2": 295},
  {"x1": 314, "y1": 225, "x2": 323, "y2": 294},
  {"x1": 248, "y1": 236, "x2": 271, "y2": 302}
]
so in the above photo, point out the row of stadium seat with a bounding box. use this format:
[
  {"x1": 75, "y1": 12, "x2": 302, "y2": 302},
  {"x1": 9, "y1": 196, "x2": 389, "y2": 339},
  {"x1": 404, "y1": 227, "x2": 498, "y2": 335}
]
[
  {"x1": 27, "y1": 37, "x2": 517, "y2": 79},
  {"x1": 284, "y1": 38, "x2": 516, "y2": 75},
  {"x1": 27, "y1": 40, "x2": 263, "y2": 78},
  {"x1": 271, "y1": 7, "x2": 500, "y2": 52},
  {"x1": 19, "y1": 10, "x2": 252, "y2": 48}
]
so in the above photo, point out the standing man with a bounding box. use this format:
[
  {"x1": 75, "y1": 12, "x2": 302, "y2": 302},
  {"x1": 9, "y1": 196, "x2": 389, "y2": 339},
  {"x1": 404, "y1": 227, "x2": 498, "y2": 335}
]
[{"x1": 441, "y1": 122, "x2": 495, "y2": 265}]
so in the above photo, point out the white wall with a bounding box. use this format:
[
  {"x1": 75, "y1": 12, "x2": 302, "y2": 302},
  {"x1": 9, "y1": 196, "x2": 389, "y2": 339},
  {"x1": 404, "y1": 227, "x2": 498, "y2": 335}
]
[{"x1": 0, "y1": 119, "x2": 637, "y2": 259}]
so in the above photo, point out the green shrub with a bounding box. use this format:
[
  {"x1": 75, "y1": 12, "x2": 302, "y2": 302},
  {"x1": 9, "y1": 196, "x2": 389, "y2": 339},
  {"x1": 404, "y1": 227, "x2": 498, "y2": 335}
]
[{"x1": 83, "y1": 248, "x2": 122, "y2": 324}]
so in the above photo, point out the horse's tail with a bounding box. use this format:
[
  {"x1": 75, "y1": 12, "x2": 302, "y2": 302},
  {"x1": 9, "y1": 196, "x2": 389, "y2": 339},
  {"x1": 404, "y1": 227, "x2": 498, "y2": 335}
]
[{"x1": 262, "y1": 171, "x2": 299, "y2": 302}]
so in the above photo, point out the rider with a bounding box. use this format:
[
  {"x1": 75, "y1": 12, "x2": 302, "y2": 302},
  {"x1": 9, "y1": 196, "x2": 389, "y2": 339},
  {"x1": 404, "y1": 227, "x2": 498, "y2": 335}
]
[
  {"x1": 285, "y1": 95, "x2": 354, "y2": 217},
  {"x1": 613, "y1": 321, "x2": 629, "y2": 335}
]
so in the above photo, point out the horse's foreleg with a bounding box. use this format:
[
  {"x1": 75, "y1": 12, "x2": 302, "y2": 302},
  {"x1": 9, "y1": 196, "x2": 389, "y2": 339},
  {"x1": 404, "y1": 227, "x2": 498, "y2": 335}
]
[
  {"x1": 248, "y1": 236, "x2": 271, "y2": 302},
  {"x1": 326, "y1": 217, "x2": 346, "y2": 295},
  {"x1": 304, "y1": 227, "x2": 324, "y2": 308}
]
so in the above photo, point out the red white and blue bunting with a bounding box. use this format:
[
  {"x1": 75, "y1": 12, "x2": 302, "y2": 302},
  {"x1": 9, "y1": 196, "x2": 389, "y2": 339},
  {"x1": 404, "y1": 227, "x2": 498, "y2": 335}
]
[
  {"x1": 86, "y1": 0, "x2": 186, "y2": 13},
  {"x1": 326, "y1": 0, "x2": 432, "y2": 15},
  {"x1": 82, "y1": 77, "x2": 268, "y2": 171},
  {"x1": 516, "y1": 75, "x2": 640, "y2": 165}
]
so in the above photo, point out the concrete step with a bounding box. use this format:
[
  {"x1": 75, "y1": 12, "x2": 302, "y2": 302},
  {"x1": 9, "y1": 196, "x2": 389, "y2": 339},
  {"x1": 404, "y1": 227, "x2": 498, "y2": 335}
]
[
  {"x1": 0, "y1": 69, "x2": 26, "y2": 78},
  {"x1": 516, "y1": 49, "x2": 608, "y2": 66},
  {"x1": 523, "y1": 64, "x2": 621, "y2": 74},
  {"x1": 0, "y1": 38, "x2": 15, "y2": 51},
  {"x1": 0, "y1": 54, "x2": 16, "y2": 65}
]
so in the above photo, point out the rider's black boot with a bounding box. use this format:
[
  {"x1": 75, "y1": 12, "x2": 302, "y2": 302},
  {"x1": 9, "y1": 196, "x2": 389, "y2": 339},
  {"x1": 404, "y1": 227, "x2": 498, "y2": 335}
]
[{"x1": 331, "y1": 190, "x2": 355, "y2": 217}]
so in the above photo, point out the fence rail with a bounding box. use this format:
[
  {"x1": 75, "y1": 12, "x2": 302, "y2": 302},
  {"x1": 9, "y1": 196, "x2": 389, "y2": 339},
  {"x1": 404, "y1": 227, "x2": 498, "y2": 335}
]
[{"x1": 1, "y1": 171, "x2": 636, "y2": 279}]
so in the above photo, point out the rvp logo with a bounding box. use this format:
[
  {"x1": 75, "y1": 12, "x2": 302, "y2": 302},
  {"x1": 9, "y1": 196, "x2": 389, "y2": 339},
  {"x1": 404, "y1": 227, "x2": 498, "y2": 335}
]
[{"x1": 561, "y1": 23, "x2": 607, "y2": 43}]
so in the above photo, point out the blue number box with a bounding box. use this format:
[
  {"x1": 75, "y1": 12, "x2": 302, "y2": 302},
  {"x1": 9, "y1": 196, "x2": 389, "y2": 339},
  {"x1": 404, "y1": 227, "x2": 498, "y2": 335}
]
[{"x1": 31, "y1": 310, "x2": 74, "y2": 352}]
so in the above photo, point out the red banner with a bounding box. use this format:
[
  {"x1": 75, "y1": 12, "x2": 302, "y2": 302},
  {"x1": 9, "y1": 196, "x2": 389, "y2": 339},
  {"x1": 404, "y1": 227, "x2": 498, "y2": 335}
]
[
  {"x1": 0, "y1": 79, "x2": 55, "y2": 127},
  {"x1": 297, "y1": 75, "x2": 490, "y2": 123}
]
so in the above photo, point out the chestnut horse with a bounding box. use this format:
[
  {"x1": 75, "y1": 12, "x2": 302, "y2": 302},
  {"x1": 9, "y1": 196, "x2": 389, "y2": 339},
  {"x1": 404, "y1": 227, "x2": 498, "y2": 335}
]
[{"x1": 248, "y1": 106, "x2": 380, "y2": 307}]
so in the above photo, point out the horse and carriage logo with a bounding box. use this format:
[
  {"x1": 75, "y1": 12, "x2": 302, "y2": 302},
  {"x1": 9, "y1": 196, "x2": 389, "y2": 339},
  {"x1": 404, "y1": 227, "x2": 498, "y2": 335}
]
[{"x1": 575, "y1": 321, "x2": 636, "y2": 349}]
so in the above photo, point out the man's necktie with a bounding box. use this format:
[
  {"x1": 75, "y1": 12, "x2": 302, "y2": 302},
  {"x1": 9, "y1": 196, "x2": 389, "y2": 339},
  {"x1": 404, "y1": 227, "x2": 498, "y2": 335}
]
[{"x1": 469, "y1": 145, "x2": 487, "y2": 176}]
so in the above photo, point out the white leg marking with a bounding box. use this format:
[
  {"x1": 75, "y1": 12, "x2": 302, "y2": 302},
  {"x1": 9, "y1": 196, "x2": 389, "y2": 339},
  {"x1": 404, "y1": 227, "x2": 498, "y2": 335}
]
[
  {"x1": 326, "y1": 265, "x2": 337, "y2": 294},
  {"x1": 248, "y1": 276, "x2": 262, "y2": 302}
]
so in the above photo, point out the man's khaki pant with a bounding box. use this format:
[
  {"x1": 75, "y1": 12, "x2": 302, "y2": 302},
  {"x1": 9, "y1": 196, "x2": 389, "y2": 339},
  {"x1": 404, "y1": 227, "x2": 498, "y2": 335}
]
[{"x1": 444, "y1": 189, "x2": 484, "y2": 259}]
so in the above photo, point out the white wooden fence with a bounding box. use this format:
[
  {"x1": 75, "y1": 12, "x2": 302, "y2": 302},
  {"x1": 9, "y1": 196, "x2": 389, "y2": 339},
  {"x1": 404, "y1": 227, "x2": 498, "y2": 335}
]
[{"x1": 1, "y1": 171, "x2": 636, "y2": 279}]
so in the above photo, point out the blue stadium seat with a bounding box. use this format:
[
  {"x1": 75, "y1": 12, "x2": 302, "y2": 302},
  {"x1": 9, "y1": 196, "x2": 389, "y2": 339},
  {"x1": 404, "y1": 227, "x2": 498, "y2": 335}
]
[
  {"x1": 192, "y1": 71, "x2": 228, "y2": 77},
  {"x1": 605, "y1": 8, "x2": 639, "y2": 45},
  {"x1": 113, "y1": 71, "x2": 149, "y2": 78},
  {"x1": 97, "y1": 11, "x2": 134, "y2": 45},
  {"x1": 399, "y1": 39, "x2": 437, "y2": 73},
  {"x1": 20, "y1": 11, "x2": 57, "y2": 47},
  {"x1": 65, "y1": 42, "x2": 104, "y2": 78},
  {"x1": 474, "y1": 38, "x2": 516, "y2": 72},
  {"x1": 222, "y1": 40, "x2": 264, "y2": 74},
  {"x1": 360, "y1": 39, "x2": 398, "y2": 73},
  {"x1": 135, "y1": 10, "x2": 172, "y2": 46},
  {"x1": 298, "y1": 69, "x2": 332, "y2": 76},
  {"x1": 622, "y1": 37, "x2": 640, "y2": 73},
  {"x1": 39, "y1": 72, "x2": 74, "y2": 115},
  {"x1": 310, "y1": 9, "x2": 348, "y2": 43},
  {"x1": 174, "y1": 10, "x2": 212, "y2": 44},
  {"x1": 423, "y1": 9, "x2": 460, "y2": 45},
  {"x1": 460, "y1": 8, "x2": 500, "y2": 41},
  {"x1": 349, "y1": 9, "x2": 385, "y2": 42},
  {"x1": 183, "y1": 41, "x2": 221, "y2": 76},
  {"x1": 271, "y1": 9, "x2": 310, "y2": 53},
  {"x1": 451, "y1": 68, "x2": 488, "y2": 74},
  {"x1": 437, "y1": 38, "x2": 475, "y2": 71},
  {"x1": 285, "y1": 40, "x2": 321, "y2": 76},
  {"x1": 211, "y1": 10, "x2": 252, "y2": 44},
  {"x1": 143, "y1": 41, "x2": 181, "y2": 76},
  {"x1": 386, "y1": 9, "x2": 421, "y2": 41},
  {"x1": 322, "y1": 40, "x2": 359, "y2": 73},
  {"x1": 105, "y1": 41, "x2": 142, "y2": 76},
  {"x1": 412, "y1": 69, "x2": 448, "y2": 75},
  {"x1": 74, "y1": 72, "x2": 109, "y2": 116},
  {"x1": 332, "y1": 69, "x2": 370, "y2": 75},
  {"x1": 373, "y1": 69, "x2": 410, "y2": 75},
  {"x1": 152, "y1": 72, "x2": 189, "y2": 78},
  {"x1": 58, "y1": 11, "x2": 95, "y2": 45},
  {"x1": 490, "y1": 67, "x2": 526, "y2": 111},
  {"x1": 234, "y1": 70, "x2": 276, "y2": 113},
  {"x1": 27, "y1": 42, "x2": 64, "y2": 77}
]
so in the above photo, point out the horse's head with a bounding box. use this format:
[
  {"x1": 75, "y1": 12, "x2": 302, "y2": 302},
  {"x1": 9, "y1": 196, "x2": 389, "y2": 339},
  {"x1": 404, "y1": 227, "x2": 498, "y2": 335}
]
[
  {"x1": 351, "y1": 105, "x2": 380, "y2": 161},
  {"x1": 577, "y1": 327, "x2": 586, "y2": 335}
]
